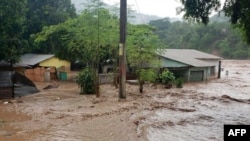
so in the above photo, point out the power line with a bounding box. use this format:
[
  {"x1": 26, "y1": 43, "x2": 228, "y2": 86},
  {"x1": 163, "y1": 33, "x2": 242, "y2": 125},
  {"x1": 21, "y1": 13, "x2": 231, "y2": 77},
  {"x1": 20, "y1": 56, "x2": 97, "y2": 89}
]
[{"x1": 133, "y1": 0, "x2": 146, "y2": 24}]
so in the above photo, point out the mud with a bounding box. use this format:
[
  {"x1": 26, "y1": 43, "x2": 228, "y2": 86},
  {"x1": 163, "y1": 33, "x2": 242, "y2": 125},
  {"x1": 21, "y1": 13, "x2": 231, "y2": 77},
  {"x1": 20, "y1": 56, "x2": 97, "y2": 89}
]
[{"x1": 0, "y1": 60, "x2": 250, "y2": 141}]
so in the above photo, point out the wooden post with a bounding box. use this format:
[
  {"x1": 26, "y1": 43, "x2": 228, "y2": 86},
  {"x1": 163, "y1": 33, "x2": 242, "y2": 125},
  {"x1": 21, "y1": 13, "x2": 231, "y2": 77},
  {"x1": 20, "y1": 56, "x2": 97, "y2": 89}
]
[
  {"x1": 119, "y1": 0, "x2": 127, "y2": 99},
  {"x1": 218, "y1": 60, "x2": 221, "y2": 79},
  {"x1": 96, "y1": 0, "x2": 100, "y2": 97}
]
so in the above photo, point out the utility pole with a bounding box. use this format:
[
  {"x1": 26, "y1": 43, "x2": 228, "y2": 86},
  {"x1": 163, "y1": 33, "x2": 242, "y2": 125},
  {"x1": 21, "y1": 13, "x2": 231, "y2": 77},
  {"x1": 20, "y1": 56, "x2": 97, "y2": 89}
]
[
  {"x1": 218, "y1": 60, "x2": 221, "y2": 79},
  {"x1": 119, "y1": 0, "x2": 127, "y2": 99},
  {"x1": 96, "y1": 0, "x2": 100, "y2": 97}
]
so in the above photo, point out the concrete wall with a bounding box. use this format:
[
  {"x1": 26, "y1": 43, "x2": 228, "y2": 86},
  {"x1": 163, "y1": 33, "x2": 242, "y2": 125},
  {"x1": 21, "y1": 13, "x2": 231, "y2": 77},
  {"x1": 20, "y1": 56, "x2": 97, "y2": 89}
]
[
  {"x1": 99, "y1": 74, "x2": 115, "y2": 84},
  {"x1": 200, "y1": 59, "x2": 220, "y2": 74}
]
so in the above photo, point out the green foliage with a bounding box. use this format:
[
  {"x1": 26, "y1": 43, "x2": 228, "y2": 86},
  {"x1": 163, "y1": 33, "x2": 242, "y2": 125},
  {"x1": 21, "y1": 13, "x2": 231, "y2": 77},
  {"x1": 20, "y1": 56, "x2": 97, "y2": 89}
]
[
  {"x1": 76, "y1": 67, "x2": 96, "y2": 94},
  {"x1": 159, "y1": 70, "x2": 175, "y2": 85},
  {"x1": 149, "y1": 18, "x2": 250, "y2": 59},
  {"x1": 34, "y1": 1, "x2": 164, "y2": 75},
  {"x1": 0, "y1": 0, "x2": 27, "y2": 63},
  {"x1": 127, "y1": 24, "x2": 163, "y2": 68},
  {"x1": 126, "y1": 24, "x2": 163, "y2": 92},
  {"x1": 179, "y1": 0, "x2": 221, "y2": 24},
  {"x1": 179, "y1": 0, "x2": 250, "y2": 44},
  {"x1": 136, "y1": 69, "x2": 157, "y2": 83},
  {"x1": 223, "y1": 0, "x2": 250, "y2": 43},
  {"x1": 24, "y1": 0, "x2": 76, "y2": 40},
  {"x1": 175, "y1": 78, "x2": 184, "y2": 88},
  {"x1": 0, "y1": 0, "x2": 77, "y2": 62},
  {"x1": 33, "y1": 2, "x2": 119, "y2": 68}
]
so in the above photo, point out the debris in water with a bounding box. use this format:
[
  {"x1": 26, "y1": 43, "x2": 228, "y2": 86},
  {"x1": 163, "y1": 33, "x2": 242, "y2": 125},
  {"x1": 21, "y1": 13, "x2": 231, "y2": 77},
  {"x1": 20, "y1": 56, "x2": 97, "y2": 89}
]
[{"x1": 43, "y1": 81, "x2": 59, "y2": 90}]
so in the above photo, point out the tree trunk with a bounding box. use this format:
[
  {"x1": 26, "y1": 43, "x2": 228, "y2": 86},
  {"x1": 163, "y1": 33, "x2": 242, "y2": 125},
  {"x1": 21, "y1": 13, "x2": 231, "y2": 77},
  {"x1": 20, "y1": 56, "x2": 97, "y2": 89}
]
[
  {"x1": 139, "y1": 81, "x2": 144, "y2": 93},
  {"x1": 11, "y1": 61, "x2": 14, "y2": 98},
  {"x1": 95, "y1": 70, "x2": 100, "y2": 97},
  {"x1": 113, "y1": 73, "x2": 118, "y2": 89}
]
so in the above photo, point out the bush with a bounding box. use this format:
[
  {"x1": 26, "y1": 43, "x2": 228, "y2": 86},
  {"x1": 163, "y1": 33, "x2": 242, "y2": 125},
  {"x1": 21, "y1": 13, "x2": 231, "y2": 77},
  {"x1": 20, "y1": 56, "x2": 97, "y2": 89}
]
[
  {"x1": 76, "y1": 67, "x2": 96, "y2": 94},
  {"x1": 136, "y1": 68, "x2": 157, "y2": 93},
  {"x1": 136, "y1": 69, "x2": 157, "y2": 83},
  {"x1": 159, "y1": 69, "x2": 175, "y2": 87},
  {"x1": 175, "y1": 78, "x2": 184, "y2": 88}
]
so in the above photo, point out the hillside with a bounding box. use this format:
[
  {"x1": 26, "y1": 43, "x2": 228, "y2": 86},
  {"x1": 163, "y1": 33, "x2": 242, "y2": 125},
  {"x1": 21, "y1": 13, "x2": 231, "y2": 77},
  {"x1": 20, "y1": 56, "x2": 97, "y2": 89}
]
[{"x1": 149, "y1": 18, "x2": 250, "y2": 59}]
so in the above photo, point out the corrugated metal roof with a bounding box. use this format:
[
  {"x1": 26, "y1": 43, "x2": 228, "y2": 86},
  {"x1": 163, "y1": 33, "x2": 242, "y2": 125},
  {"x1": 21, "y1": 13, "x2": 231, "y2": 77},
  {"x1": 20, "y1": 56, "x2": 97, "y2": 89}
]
[
  {"x1": 157, "y1": 49, "x2": 221, "y2": 67},
  {"x1": 19, "y1": 54, "x2": 54, "y2": 66}
]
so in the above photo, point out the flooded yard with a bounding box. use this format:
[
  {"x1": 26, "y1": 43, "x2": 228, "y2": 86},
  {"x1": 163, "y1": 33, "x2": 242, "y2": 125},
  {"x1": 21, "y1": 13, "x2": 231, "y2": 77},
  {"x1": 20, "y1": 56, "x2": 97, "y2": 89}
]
[{"x1": 0, "y1": 60, "x2": 250, "y2": 141}]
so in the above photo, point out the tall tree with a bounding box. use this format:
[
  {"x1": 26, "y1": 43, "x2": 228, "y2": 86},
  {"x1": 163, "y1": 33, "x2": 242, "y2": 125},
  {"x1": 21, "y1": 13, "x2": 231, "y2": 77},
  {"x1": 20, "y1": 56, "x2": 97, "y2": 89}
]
[
  {"x1": 33, "y1": 0, "x2": 164, "y2": 93},
  {"x1": 33, "y1": 1, "x2": 119, "y2": 67},
  {"x1": 127, "y1": 24, "x2": 164, "y2": 93},
  {"x1": 24, "y1": 0, "x2": 76, "y2": 41},
  {"x1": 179, "y1": 0, "x2": 250, "y2": 43},
  {"x1": 0, "y1": 0, "x2": 27, "y2": 63}
]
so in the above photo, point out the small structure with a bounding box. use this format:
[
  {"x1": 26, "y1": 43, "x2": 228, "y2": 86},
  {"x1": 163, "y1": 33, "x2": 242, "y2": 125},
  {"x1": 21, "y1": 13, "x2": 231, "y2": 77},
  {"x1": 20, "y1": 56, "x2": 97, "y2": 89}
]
[
  {"x1": 0, "y1": 61, "x2": 39, "y2": 99},
  {"x1": 19, "y1": 54, "x2": 71, "y2": 82},
  {"x1": 0, "y1": 61, "x2": 15, "y2": 99},
  {"x1": 157, "y1": 49, "x2": 222, "y2": 82}
]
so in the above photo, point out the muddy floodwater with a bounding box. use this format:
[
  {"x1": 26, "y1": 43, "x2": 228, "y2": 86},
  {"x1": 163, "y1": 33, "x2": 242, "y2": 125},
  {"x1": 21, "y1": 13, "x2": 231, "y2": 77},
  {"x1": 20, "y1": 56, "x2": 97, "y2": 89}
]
[{"x1": 0, "y1": 60, "x2": 250, "y2": 141}]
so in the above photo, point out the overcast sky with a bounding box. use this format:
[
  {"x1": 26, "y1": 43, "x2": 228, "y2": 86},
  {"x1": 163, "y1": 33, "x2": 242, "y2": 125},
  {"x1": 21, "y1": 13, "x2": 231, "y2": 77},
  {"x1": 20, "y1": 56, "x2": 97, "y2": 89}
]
[
  {"x1": 103, "y1": 0, "x2": 225, "y2": 18},
  {"x1": 103, "y1": 0, "x2": 183, "y2": 18}
]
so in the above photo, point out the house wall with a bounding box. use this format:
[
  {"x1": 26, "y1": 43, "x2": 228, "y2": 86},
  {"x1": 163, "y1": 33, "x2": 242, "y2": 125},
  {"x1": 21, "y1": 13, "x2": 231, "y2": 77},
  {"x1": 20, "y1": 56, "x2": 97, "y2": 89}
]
[
  {"x1": 39, "y1": 57, "x2": 71, "y2": 72},
  {"x1": 25, "y1": 67, "x2": 57, "y2": 82},
  {"x1": 160, "y1": 57, "x2": 189, "y2": 68},
  {"x1": 169, "y1": 69, "x2": 189, "y2": 82},
  {"x1": 200, "y1": 59, "x2": 220, "y2": 74},
  {"x1": 188, "y1": 67, "x2": 210, "y2": 82}
]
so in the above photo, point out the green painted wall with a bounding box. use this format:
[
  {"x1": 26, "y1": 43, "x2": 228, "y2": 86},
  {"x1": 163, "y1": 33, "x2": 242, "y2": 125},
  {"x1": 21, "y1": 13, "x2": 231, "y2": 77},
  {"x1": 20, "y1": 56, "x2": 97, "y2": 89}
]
[
  {"x1": 160, "y1": 57, "x2": 189, "y2": 68},
  {"x1": 188, "y1": 67, "x2": 211, "y2": 82}
]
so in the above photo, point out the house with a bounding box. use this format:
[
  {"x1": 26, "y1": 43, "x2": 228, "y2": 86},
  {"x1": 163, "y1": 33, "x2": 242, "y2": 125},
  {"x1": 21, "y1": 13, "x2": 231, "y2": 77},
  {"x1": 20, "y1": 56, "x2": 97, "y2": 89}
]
[
  {"x1": 157, "y1": 49, "x2": 222, "y2": 82},
  {"x1": 19, "y1": 54, "x2": 70, "y2": 70},
  {"x1": 19, "y1": 54, "x2": 71, "y2": 82}
]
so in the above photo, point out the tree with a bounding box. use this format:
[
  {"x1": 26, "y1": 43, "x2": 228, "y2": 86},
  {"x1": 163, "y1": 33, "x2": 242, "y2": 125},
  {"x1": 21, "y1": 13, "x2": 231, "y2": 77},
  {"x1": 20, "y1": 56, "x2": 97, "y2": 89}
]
[
  {"x1": 33, "y1": 4, "x2": 119, "y2": 67},
  {"x1": 179, "y1": 0, "x2": 250, "y2": 43},
  {"x1": 33, "y1": 1, "x2": 119, "y2": 96},
  {"x1": 24, "y1": 0, "x2": 76, "y2": 41},
  {"x1": 127, "y1": 24, "x2": 164, "y2": 93},
  {"x1": 0, "y1": 0, "x2": 27, "y2": 63},
  {"x1": 149, "y1": 18, "x2": 250, "y2": 59}
]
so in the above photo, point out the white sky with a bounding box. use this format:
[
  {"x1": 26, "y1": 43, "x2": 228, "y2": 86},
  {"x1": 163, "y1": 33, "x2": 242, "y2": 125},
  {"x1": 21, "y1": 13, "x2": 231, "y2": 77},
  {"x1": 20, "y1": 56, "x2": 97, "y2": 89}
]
[
  {"x1": 103, "y1": 0, "x2": 225, "y2": 18},
  {"x1": 103, "y1": 0, "x2": 184, "y2": 18}
]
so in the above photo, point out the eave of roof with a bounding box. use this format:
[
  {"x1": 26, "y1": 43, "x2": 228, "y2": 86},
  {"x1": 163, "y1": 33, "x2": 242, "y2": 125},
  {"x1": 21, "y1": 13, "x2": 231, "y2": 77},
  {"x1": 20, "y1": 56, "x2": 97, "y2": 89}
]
[{"x1": 19, "y1": 54, "x2": 54, "y2": 66}]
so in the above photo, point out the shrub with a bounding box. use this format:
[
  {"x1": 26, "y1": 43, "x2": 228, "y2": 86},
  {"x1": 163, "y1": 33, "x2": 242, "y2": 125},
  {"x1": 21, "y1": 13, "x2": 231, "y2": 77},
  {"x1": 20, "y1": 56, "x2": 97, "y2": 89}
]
[
  {"x1": 76, "y1": 67, "x2": 96, "y2": 94},
  {"x1": 175, "y1": 78, "x2": 184, "y2": 88},
  {"x1": 136, "y1": 68, "x2": 157, "y2": 93},
  {"x1": 136, "y1": 69, "x2": 157, "y2": 83},
  {"x1": 159, "y1": 69, "x2": 175, "y2": 87}
]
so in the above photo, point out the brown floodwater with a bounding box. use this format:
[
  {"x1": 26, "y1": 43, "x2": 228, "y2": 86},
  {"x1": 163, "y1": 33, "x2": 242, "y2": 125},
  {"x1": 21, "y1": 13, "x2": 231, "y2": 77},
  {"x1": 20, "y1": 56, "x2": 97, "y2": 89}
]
[{"x1": 0, "y1": 60, "x2": 250, "y2": 141}]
